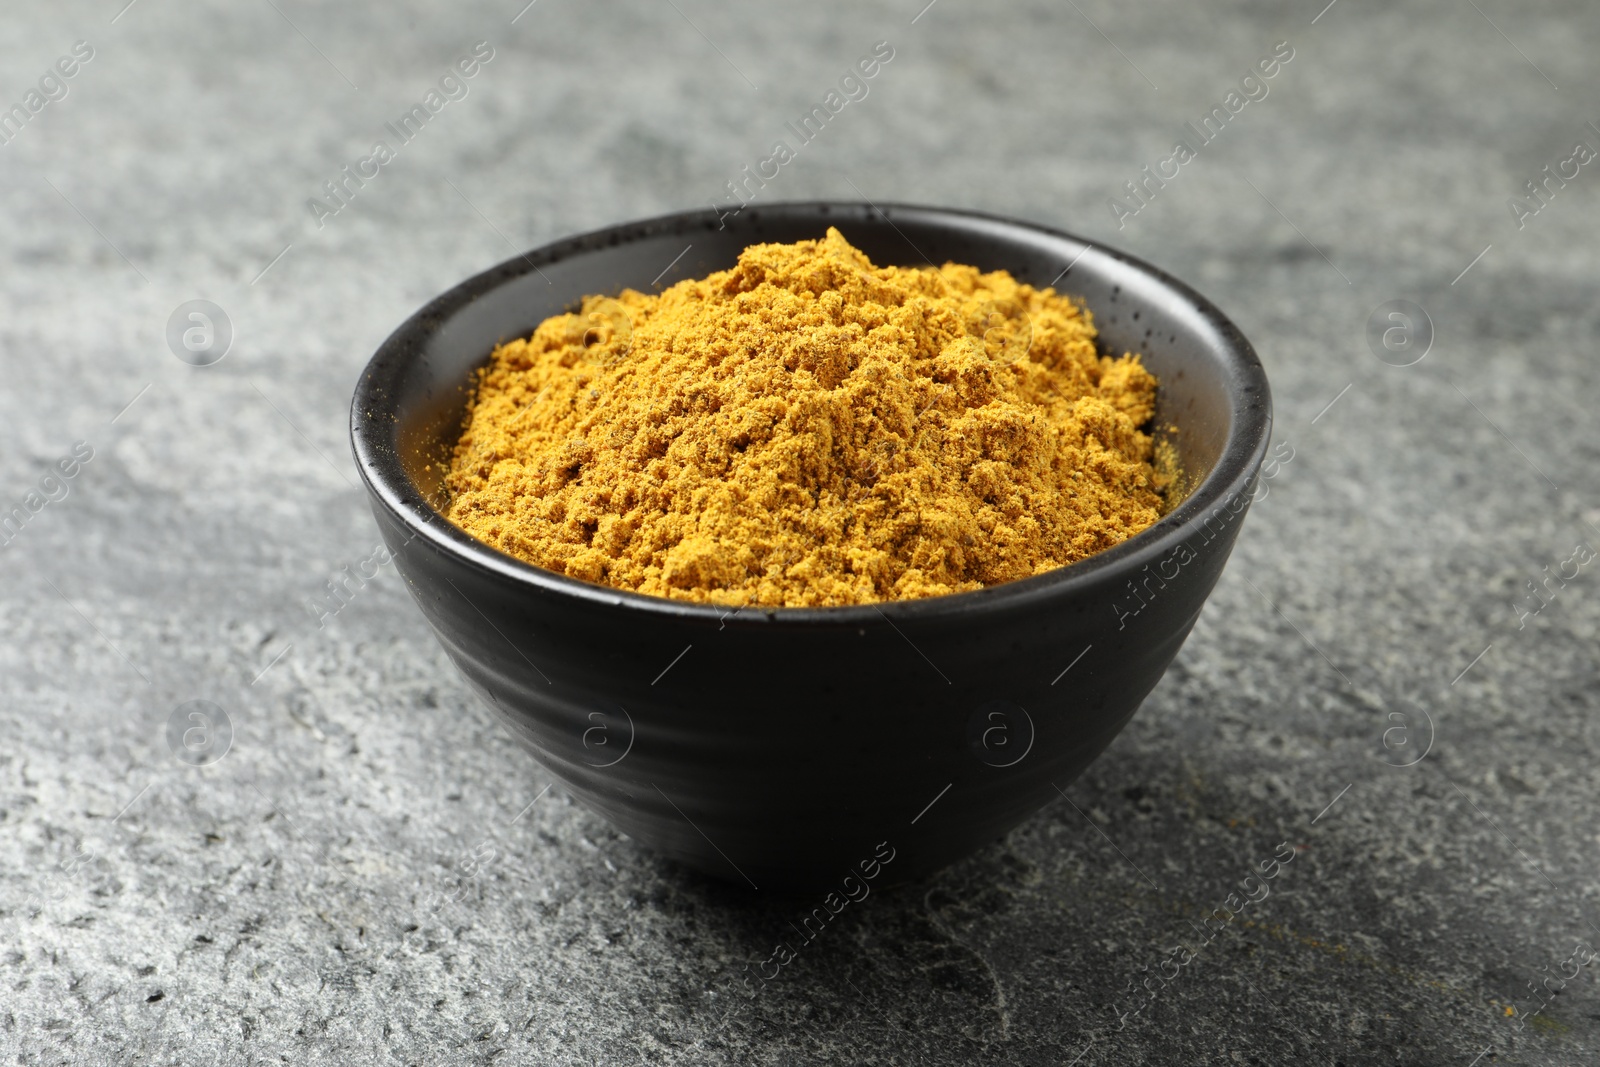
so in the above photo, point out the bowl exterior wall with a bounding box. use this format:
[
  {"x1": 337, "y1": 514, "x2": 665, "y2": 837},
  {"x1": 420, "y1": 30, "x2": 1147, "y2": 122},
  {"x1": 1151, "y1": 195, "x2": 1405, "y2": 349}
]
[{"x1": 370, "y1": 487, "x2": 1252, "y2": 892}]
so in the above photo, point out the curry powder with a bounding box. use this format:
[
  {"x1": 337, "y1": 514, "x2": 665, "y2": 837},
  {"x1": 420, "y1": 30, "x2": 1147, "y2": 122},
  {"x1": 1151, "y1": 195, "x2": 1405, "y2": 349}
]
[{"x1": 444, "y1": 228, "x2": 1168, "y2": 607}]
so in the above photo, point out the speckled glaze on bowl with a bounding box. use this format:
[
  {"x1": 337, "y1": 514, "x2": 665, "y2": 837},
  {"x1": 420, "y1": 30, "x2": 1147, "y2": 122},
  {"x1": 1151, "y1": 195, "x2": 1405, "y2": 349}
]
[{"x1": 351, "y1": 202, "x2": 1271, "y2": 893}]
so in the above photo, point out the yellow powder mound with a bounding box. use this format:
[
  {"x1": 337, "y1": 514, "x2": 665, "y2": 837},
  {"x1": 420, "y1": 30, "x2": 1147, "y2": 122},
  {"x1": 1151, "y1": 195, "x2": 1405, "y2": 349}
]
[{"x1": 444, "y1": 227, "x2": 1167, "y2": 607}]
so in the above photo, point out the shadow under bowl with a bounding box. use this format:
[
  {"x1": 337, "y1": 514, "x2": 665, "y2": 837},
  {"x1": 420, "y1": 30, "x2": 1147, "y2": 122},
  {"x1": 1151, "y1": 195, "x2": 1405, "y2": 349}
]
[{"x1": 351, "y1": 202, "x2": 1272, "y2": 893}]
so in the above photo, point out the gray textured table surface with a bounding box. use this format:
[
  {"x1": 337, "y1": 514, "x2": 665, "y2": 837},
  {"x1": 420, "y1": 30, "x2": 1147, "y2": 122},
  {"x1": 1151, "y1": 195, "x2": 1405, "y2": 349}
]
[{"x1": 3, "y1": 1, "x2": 1599, "y2": 1064}]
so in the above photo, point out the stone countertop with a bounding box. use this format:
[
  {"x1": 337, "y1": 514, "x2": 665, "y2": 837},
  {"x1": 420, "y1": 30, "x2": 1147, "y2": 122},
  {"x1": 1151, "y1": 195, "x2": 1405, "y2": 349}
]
[{"x1": 3, "y1": 1, "x2": 1598, "y2": 1063}]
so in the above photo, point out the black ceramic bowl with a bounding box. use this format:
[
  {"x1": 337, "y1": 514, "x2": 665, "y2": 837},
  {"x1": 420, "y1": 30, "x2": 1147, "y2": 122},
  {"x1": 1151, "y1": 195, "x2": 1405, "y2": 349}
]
[{"x1": 351, "y1": 202, "x2": 1271, "y2": 892}]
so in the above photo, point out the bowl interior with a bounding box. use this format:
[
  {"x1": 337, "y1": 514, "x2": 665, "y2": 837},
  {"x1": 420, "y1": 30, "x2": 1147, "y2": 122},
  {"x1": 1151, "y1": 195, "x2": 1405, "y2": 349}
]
[{"x1": 360, "y1": 202, "x2": 1264, "y2": 600}]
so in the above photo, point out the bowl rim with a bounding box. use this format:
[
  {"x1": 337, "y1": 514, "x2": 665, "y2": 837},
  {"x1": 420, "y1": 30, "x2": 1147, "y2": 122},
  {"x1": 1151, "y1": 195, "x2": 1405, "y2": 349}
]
[{"x1": 351, "y1": 200, "x2": 1272, "y2": 624}]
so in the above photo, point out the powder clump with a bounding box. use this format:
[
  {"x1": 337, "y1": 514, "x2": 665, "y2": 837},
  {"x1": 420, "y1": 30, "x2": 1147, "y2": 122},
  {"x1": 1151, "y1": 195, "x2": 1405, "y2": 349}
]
[{"x1": 445, "y1": 228, "x2": 1168, "y2": 607}]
